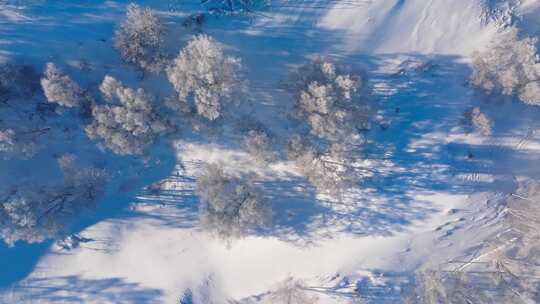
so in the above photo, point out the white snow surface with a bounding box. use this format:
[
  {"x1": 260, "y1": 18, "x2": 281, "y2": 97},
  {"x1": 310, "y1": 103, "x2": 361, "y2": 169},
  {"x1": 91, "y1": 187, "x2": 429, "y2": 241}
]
[
  {"x1": 318, "y1": 0, "x2": 502, "y2": 55},
  {"x1": 1, "y1": 0, "x2": 540, "y2": 303}
]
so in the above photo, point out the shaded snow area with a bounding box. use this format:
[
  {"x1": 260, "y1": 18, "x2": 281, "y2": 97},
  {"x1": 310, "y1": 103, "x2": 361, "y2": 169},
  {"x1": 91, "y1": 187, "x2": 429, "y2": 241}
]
[{"x1": 1, "y1": 0, "x2": 540, "y2": 303}]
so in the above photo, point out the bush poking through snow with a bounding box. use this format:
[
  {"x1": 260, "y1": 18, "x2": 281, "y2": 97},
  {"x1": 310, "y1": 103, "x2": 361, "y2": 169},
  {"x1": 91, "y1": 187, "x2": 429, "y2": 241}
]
[
  {"x1": 167, "y1": 34, "x2": 243, "y2": 121},
  {"x1": 0, "y1": 156, "x2": 107, "y2": 246},
  {"x1": 196, "y1": 163, "x2": 271, "y2": 239},
  {"x1": 462, "y1": 107, "x2": 492, "y2": 136},
  {"x1": 243, "y1": 128, "x2": 276, "y2": 164},
  {"x1": 264, "y1": 277, "x2": 319, "y2": 304},
  {"x1": 41, "y1": 63, "x2": 86, "y2": 108},
  {"x1": 471, "y1": 27, "x2": 540, "y2": 105},
  {"x1": 85, "y1": 75, "x2": 169, "y2": 155},
  {"x1": 289, "y1": 59, "x2": 369, "y2": 142},
  {"x1": 0, "y1": 128, "x2": 42, "y2": 159},
  {"x1": 114, "y1": 3, "x2": 165, "y2": 73}
]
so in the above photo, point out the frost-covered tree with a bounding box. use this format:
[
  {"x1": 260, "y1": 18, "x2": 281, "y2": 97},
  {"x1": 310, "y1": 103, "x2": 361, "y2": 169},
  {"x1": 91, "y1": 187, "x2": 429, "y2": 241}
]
[
  {"x1": 0, "y1": 156, "x2": 107, "y2": 246},
  {"x1": 114, "y1": 3, "x2": 165, "y2": 73},
  {"x1": 462, "y1": 107, "x2": 492, "y2": 136},
  {"x1": 289, "y1": 59, "x2": 369, "y2": 142},
  {"x1": 471, "y1": 27, "x2": 540, "y2": 105},
  {"x1": 167, "y1": 34, "x2": 243, "y2": 121},
  {"x1": 41, "y1": 63, "x2": 86, "y2": 108},
  {"x1": 287, "y1": 135, "x2": 360, "y2": 196},
  {"x1": 85, "y1": 75, "x2": 169, "y2": 155},
  {"x1": 196, "y1": 163, "x2": 271, "y2": 239}
]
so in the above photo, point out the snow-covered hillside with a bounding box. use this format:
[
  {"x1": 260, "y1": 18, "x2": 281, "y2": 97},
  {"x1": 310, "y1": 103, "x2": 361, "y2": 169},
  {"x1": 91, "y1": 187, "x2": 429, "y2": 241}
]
[
  {"x1": 320, "y1": 0, "x2": 505, "y2": 55},
  {"x1": 1, "y1": 0, "x2": 540, "y2": 303}
]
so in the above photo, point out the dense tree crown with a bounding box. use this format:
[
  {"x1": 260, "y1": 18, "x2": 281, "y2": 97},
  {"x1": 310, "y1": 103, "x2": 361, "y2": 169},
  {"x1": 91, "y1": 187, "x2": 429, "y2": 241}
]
[
  {"x1": 85, "y1": 76, "x2": 169, "y2": 155},
  {"x1": 290, "y1": 59, "x2": 369, "y2": 142},
  {"x1": 167, "y1": 34, "x2": 243, "y2": 121},
  {"x1": 114, "y1": 3, "x2": 165, "y2": 73}
]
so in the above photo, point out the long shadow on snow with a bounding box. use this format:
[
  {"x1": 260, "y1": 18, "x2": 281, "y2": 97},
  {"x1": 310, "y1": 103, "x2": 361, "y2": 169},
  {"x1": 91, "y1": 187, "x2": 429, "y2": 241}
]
[
  {"x1": 1, "y1": 275, "x2": 162, "y2": 304},
  {"x1": 267, "y1": 54, "x2": 485, "y2": 242},
  {"x1": 0, "y1": 1, "x2": 515, "y2": 295}
]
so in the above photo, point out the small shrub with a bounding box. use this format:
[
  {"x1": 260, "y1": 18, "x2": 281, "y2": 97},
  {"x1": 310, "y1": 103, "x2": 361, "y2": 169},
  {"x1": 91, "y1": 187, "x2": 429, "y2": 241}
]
[{"x1": 196, "y1": 163, "x2": 271, "y2": 239}]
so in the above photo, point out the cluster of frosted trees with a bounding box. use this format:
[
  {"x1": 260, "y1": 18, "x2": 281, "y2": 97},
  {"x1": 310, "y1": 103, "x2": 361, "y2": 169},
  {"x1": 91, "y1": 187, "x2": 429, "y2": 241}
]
[
  {"x1": 471, "y1": 27, "x2": 540, "y2": 105},
  {"x1": 2, "y1": 62, "x2": 108, "y2": 246},
  {"x1": 464, "y1": 26, "x2": 540, "y2": 137},
  {"x1": 193, "y1": 58, "x2": 371, "y2": 237},
  {"x1": 0, "y1": 2, "x2": 376, "y2": 244},
  {"x1": 6, "y1": 2, "x2": 540, "y2": 248},
  {"x1": 4, "y1": 3, "x2": 540, "y2": 303},
  {"x1": 147, "y1": 2, "x2": 369, "y2": 235}
]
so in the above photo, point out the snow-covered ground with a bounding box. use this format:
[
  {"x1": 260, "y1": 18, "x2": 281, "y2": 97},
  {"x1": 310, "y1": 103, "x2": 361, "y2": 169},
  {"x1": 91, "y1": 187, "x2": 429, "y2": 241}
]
[{"x1": 1, "y1": 0, "x2": 540, "y2": 303}]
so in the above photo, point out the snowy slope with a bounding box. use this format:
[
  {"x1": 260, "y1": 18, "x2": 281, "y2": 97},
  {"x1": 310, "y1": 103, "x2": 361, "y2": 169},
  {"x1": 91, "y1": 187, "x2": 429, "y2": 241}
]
[
  {"x1": 2, "y1": 0, "x2": 540, "y2": 303},
  {"x1": 318, "y1": 0, "x2": 506, "y2": 55}
]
